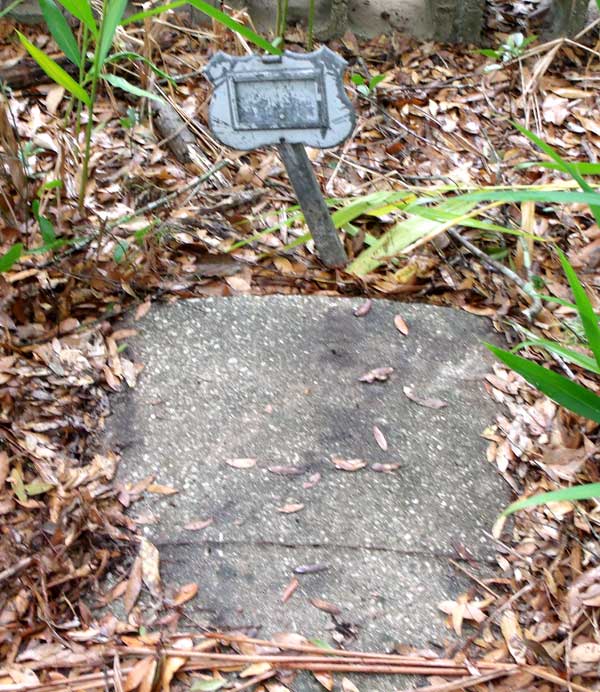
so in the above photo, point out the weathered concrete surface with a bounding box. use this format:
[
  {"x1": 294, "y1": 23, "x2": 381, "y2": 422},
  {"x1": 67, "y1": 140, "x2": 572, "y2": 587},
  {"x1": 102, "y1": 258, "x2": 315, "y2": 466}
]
[{"x1": 108, "y1": 297, "x2": 505, "y2": 687}]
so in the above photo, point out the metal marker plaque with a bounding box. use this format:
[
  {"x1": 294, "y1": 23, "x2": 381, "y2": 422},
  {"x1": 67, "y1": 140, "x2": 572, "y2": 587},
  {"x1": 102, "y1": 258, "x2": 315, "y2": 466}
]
[{"x1": 205, "y1": 47, "x2": 356, "y2": 267}]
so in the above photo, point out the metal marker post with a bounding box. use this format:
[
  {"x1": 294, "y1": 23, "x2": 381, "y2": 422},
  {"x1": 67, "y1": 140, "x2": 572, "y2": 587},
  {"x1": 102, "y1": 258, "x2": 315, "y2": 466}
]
[
  {"x1": 277, "y1": 142, "x2": 347, "y2": 267},
  {"x1": 204, "y1": 47, "x2": 355, "y2": 268}
]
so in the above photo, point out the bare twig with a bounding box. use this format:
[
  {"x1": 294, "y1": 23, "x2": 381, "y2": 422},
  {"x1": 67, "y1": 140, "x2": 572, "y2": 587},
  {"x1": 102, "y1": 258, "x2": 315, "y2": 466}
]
[{"x1": 447, "y1": 229, "x2": 543, "y2": 321}]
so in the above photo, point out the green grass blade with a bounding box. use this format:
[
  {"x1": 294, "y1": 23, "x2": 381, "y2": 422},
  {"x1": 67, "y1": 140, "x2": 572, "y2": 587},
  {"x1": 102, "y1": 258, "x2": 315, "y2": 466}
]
[
  {"x1": 104, "y1": 51, "x2": 175, "y2": 83},
  {"x1": 515, "y1": 338, "x2": 600, "y2": 374},
  {"x1": 513, "y1": 121, "x2": 600, "y2": 225},
  {"x1": 98, "y1": 0, "x2": 128, "y2": 67},
  {"x1": 519, "y1": 161, "x2": 600, "y2": 176},
  {"x1": 0, "y1": 243, "x2": 23, "y2": 272},
  {"x1": 462, "y1": 190, "x2": 600, "y2": 207},
  {"x1": 503, "y1": 483, "x2": 600, "y2": 516},
  {"x1": 348, "y1": 198, "x2": 477, "y2": 276},
  {"x1": 487, "y1": 344, "x2": 600, "y2": 423},
  {"x1": 122, "y1": 0, "x2": 281, "y2": 55},
  {"x1": 404, "y1": 204, "x2": 545, "y2": 241},
  {"x1": 56, "y1": 0, "x2": 97, "y2": 35},
  {"x1": 102, "y1": 73, "x2": 162, "y2": 102},
  {"x1": 39, "y1": 0, "x2": 81, "y2": 66},
  {"x1": 17, "y1": 31, "x2": 90, "y2": 105},
  {"x1": 556, "y1": 248, "x2": 600, "y2": 368}
]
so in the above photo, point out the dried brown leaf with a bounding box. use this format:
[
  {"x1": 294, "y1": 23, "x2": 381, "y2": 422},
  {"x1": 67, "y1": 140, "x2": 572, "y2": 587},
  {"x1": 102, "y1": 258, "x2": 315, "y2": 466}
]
[
  {"x1": 225, "y1": 458, "x2": 257, "y2": 469},
  {"x1": 184, "y1": 518, "x2": 214, "y2": 531},
  {"x1": 393, "y1": 314, "x2": 409, "y2": 335},
  {"x1": 402, "y1": 386, "x2": 447, "y2": 409},
  {"x1": 331, "y1": 456, "x2": 366, "y2": 472},
  {"x1": 310, "y1": 598, "x2": 341, "y2": 616},
  {"x1": 373, "y1": 425, "x2": 388, "y2": 451},
  {"x1": 358, "y1": 367, "x2": 394, "y2": 383}
]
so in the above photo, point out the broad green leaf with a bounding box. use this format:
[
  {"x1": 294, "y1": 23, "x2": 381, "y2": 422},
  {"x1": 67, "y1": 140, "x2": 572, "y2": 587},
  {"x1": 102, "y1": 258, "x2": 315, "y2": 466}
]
[
  {"x1": 515, "y1": 338, "x2": 600, "y2": 374},
  {"x1": 104, "y1": 51, "x2": 175, "y2": 83},
  {"x1": 38, "y1": 215, "x2": 57, "y2": 245},
  {"x1": 17, "y1": 32, "x2": 90, "y2": 105},
  {"x1": 476, "y1": 48, "x2": 500, "y2": 58},
  {"x1": 487, "y1": 344, "x2": 600, "y2": 423},
  {"x1": 56, "y1": 0, "x2": 97, "y2": 35},
  {"x1": 351, "y1": 73, "x2": 366, "y2": 85},
  {"x1": 190, "y1": 681, "x2": 225, "y2": 691},
  {"x1": 0, "y1": 243, "x2": 23, "y2": 272},
  {"x1": 97, "y1": 0, "x2": 128, "y2": 67},
  {"x1": 369, "y1": 73, "x2": 387, "y2": 89},
  {"x1": 39, "y1": 0, "x2": 81, "y2": 66},
  {"x1": 556, "y1": 248, "x2": 600, "y2": 369},
  {"x1": 102, "y1": 73, "x2": 162, "y2": 102},
  {"x1": 503, "y1": 483, "x2": 600, "y2": 516},
  {"x1": 32, "y1": 199, "x2": 57, "y2": 245},
  {"x1": 348, "y1": 198, "x2": 477, "y2": 276},
  {"x1": 513, "y1": 121, "x2": 600, "y2": 225},
  {"x1": 37, "y1": 179, "x2": 63, "y2": 196},
  {"x1": 122, "y1": 0, "x2": 281, "y2": 55}
]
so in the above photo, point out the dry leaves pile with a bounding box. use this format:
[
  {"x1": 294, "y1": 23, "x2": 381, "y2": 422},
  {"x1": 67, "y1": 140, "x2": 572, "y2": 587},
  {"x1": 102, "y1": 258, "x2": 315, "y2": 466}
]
[{"x1": 0, "y1": 5, "x2": 600, "y2": 691}]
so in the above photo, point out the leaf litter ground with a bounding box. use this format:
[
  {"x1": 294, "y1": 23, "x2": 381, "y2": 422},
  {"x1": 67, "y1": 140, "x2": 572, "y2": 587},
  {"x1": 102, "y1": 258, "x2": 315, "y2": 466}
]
[{"x1": 1, "y1": 8, "x2": 600, "y2": 691}]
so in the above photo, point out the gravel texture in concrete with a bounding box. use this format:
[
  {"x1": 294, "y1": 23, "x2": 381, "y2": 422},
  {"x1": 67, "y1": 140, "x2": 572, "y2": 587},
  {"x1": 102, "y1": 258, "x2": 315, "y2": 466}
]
[{"x1": 108, "y1": 296, "x2": 505, "y2": 688}]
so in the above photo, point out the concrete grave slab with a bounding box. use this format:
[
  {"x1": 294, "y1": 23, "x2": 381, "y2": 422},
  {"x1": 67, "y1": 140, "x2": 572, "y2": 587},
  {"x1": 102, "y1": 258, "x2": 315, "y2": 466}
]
[{"x1": 108, "y1": 296, "x2": 506, "y2": 689}]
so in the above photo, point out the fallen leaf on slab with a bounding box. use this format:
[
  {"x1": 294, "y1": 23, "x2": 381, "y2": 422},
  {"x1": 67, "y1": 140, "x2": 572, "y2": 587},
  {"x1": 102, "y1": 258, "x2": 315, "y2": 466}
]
[
  {"x1": 281, "y1": 577, "x2": 299, "y2": 603},
  {"x1": 313, "y1": 671, "x2": 334, "y2": 691},
  {"x1": 303, "y1": 472, "x2": 321, "y2": 488},
  {"x1": 184, "y1": 518, "x2": 214, "y2": 531},
  {"x1": 331, "y1": 456, "x2": 366, "y2": 472},
  {"x1": 147, "y1": 483, "x2": 178, "y2": 495},
  {"x1": 240, "y1": 662, "x2": 272, "y2": 678},
  {"x1": 310, "y1": 598, "x2": 341, "y2": 616},
  {"x1": 134, "y1": 300, "x2": 151, "y2": 321},
  {"x1": 403, "y1": 386, "x2": 447, "y2": 409},
  {"x1": 373, "y1": 425, "x2": 388, "y2": 450},
  {"x1": 358, "y1": 367, "x2": 394, "y2": 383},
  {"x1": 370, "y1": 463, "x2": 402, "y2": 473},
  {"x1": 170, "y1": 582, "x2": 198, "y2": 606},
  {"x1": 276, "y1": 503, "x2": 304, "y2": 513},
  {"x1": 394, "y1": 314, "x2": 409, "y2": 335},
  {"x1": 341, "y1": 678, "x2": 360, "y2": 692},
  {"x1": 353, "y1": 299, "x2": 372, "y2": 317},
  {"x1": 268, "y1": 465, "x2": 306, "y2": 476},
  {"x1": 225, "y1": 458, "x2": 257, "y2": 469},
  {"x1": 271, "y1": 632, "x2": 310, "y2": 649}
]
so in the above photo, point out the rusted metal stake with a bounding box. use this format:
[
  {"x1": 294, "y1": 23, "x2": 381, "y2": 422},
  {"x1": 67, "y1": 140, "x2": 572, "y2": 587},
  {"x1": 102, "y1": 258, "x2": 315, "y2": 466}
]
[{"x1": 277, "y1": 142, "x2": 348, "y2": 268}]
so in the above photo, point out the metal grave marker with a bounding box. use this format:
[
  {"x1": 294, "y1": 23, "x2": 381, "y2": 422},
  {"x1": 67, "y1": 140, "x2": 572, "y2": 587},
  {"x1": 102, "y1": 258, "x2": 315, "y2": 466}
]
[{"x1": 205, "y1": 47, "x2": 355, "y2": 268}]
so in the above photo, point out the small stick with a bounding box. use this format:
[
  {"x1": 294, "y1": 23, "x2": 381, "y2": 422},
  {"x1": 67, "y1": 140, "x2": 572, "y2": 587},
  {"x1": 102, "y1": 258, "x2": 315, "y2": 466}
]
[
  {"x1": 447, "y1": 228, "x2": 542, "y2": 321},
  {"x1": 405, "y1": 667, "x2": 517, "y2": 692},
  {"x1": 0, "y1": 557, "x2": 33, "y2": 585}
]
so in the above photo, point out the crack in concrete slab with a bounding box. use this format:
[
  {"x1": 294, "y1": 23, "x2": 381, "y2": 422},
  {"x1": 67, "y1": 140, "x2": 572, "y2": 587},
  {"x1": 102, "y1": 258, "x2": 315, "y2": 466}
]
[{"x1": 153, "y1": 537, "x2": 496, "y2": 563}]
